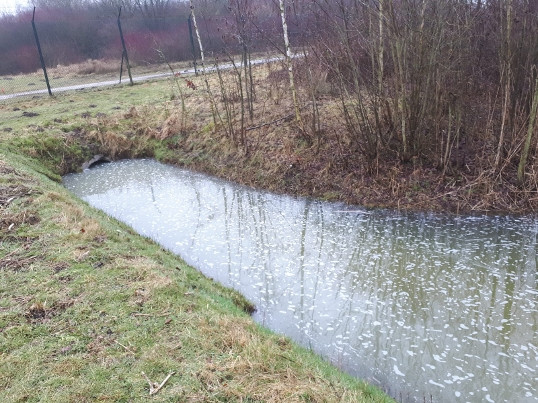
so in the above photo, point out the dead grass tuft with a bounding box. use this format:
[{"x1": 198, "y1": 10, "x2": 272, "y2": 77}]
[
  {"x1": 190, "y1": 315, "x2": 367, "y2": 402},
  {"x1": 158, "y1": 114, "x2": 182, "y2": 140},
  {"x1": 0, "y1": 160, "x2": 18, "y2": 176},
  {"x1": 0, "y1": 184, "x2": 33, "y2": 207},
  {"x1": 51, "y1": 59, "x2": 119, "y2": 77},
  {"x1": 52, "y1": 262, "x2": 69, "y2": 273},
  {"x1": 0, "y1": 240, "x2": 42, "y2": 271},
  {"x1": 87, "y1": 108, "x2": 158, "y2": 158},
  {"x1": 55, "y1": 203, "x2": 85, "y2": 226},
  {"x1": 86, "y1": 334, "x2": 113, "y2": 356},
  {"x1": 76, "y1": 218, "x2": 103, "y2": 239},
  {"x1": 123, "y1": 106, "x2": 138, "y2": 119},
  {"x1": 89, "y1": 130, "x2": 132, "y2": 159},
  {"x1": 114, "y1": 256, "x2": 175, "y2": 306},
  {"x1": 51, "y1": 358, "x2": 85, "y2": 377},
  {"x1": 45, "y1": 191, "x2": 71, "y2": 203},
  {"x1": 211, "y1": 317, "x2": 254, "y2": 352},
  {"x1": 115, "y1": 256, "x2": 158, "y2": 273},
  {"x1": 0, "y1": 209, "x2": 40, "y2": 231},
  {"x1": 49, "y1": 199, "x2": 105, "y2": 242}
]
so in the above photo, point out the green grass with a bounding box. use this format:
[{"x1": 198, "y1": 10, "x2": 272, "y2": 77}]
[
  {"x1": 0, "y1": 81, "x2": 393, "y2": 401},
  {"x1": 0, "y1": 59, "x2": 191, "y2": 97},
  {"x1": 1, "y1": 79, "x2": 171, "y2": 130}
]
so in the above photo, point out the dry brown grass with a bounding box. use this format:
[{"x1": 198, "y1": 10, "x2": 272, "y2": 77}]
[
  {"x1": 185, "y1": 315, "x2": 370, "y2": 402},
  {"x1": 50, "y1": 59, "x2": 119, "y2": 77},
  {"x1": 0, "y1": 184, "x2": 33, "y2": 207},
  {"x1": 89, "y1": 129, "x2": 133, "y2": 159},
  {"x1": 0, "y1": 165, "x2": 43, "y2": 271},
  {"x1": 141, "y1": 62, "x2": 537, "y2": 214},
  {"x1": 0, "y1": 240, "x2": 42, "y2": 271},
  {"x1": 42, "y1": 192, "x2": 106, "y2": 243},
  {"x1": 113, "y1": 256, "x2": 175, "y2": 306}
]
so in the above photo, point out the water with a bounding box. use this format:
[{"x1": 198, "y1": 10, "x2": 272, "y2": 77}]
[{"x1": 63, "y1": 159, "x2": 537, "y2": 402}]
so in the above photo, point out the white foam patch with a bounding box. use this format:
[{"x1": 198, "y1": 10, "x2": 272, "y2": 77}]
[{"x1": 393, "y1": 365, "x2": 405, "y2": 377}]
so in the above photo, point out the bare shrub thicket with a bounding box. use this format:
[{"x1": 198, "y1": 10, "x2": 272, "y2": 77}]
[
  {"x1": 177, "y1": 0, "x2": 537, "y2": 194},
  {"x1": 300, "y1": 0, "x2": 538, "y2": 186}
]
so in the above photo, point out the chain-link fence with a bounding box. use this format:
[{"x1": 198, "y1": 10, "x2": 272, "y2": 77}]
[{"x1": 1, "y1": 6, "x2": 267, "y2": 101}]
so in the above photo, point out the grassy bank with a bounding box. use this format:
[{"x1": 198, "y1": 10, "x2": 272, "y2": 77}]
[
  {"x1": 0, "y1": 145, "x2": 393, "y2": 400},
  {"x1": 0, "y1": 77, "x2": 395, "y2": 400}
]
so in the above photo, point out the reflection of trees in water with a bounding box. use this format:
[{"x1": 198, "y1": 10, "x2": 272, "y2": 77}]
[
  {"x1": 222, "y1": 187, "x2": 233, "y2": 284},
  {"x1": 184, "y1": 173, "x2": 204, "y2": 249},
  {"x1": 252, "y1": 206, "x2": 536, "y2": 401},
  {"x1": 217, "y1": 186, "x2": 534, "y2": 397},
  {"x1": 67, "y1": 160, "x2": 537, "y2": 403},
  {"x1": 296, "y1": 200, "x2": 316, "y2": 349},
  {"x1": 246, "y1": 191, "x2": 277, "y2": 319}
]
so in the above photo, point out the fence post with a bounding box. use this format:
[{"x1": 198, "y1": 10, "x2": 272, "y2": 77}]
[
  {"x1": 31, "y1": 7, "x2": 52, "y2": 96},
  {"x1": 188, "y1": 14, "x2": 198, "y2": 75},
  {"x1": 117, "y1": 7, "x2": 133, "y2": 85},
  {"x1": 119, "y1": 52, "x2": 124, "y2": 84}
]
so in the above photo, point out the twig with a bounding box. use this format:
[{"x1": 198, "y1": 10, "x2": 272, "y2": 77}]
[
  {"x1": 142, "y1": 371, "x2": 175, "y2": 396},
  {"x1": 142, "y1": 372, "x2": 155, "y2": 393},
  {"x1": 1, "y1": 246, "x2": 21, "y2": 260},
  {"x1": 77, "y1": 250, "x2": 90, "y2": 261},
  {"x1": 276, "y1": 353, "x2": 297, "y2": 363},
  {"x1": 246, "y1": 113, "x2": 294, "y2": 131},
  {"x1": 132, "y1": 311, "x2": 170, "y2": 317},
  {"x1": 114, "y1": 340, "x2": 136, "y2": 355}
]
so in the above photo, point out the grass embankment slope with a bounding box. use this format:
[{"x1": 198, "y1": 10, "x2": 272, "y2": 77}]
[{"x1": 0, "y1": 83, "x2": 393, "y2": 399}]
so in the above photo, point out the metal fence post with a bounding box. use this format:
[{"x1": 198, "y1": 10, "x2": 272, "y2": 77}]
[
  {"x1": 117, "y1": 7, "x2": 133, "y2": 85},
  {"x1": 119, "y1": 52, "x2": 124, "y2": 84},
  {"x1": 31, "y1": 7, "x2": 52, "y2": 96}
]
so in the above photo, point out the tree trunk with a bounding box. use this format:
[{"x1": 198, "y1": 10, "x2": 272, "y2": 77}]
[
  {"x1": 494, "y1": 0, "x2": 513, "y2": 171},
  {"x1": 517, "y1": 75, "x2": 538, "y2": 183},
  {"x1": 189, "y1": 0, "x2": 219, "y2": 130},
  {"x1": 378, "y1": 0, "x2": 384, "y2": 96},
  {"x1": 278, "y1": 0, "x2": 302, "y2": 126}
]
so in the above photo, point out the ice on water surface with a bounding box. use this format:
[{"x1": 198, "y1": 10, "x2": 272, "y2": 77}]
[{"x1": 63, "y1": 159, "x2": 538, "y2": 403}]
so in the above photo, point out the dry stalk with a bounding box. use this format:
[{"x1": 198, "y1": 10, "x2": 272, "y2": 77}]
[
  {"x1": 114, "y1": 340, "x2": 136, "y2": 355},
  {"x1": 142, "y1": 371, "x2": 175, "y2": 396}
]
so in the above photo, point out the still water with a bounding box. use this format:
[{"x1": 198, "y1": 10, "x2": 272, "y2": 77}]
[{"x1": 63, "y1": 159, "x2": 537, "y2": 402}]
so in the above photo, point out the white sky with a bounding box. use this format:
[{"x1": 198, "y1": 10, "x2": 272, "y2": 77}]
[{"x1": 0, "y1": 0, "x2": 30, "y2": 14}]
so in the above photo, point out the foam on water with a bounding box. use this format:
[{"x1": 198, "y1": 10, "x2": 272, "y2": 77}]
[{"x1": 64, "y1": 159, "x2": 538, "y2": 402}]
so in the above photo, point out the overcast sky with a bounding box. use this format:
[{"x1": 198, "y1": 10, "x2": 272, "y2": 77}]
[{"x1": 0, "y1": 0, "x2": 30, "y2": 14}]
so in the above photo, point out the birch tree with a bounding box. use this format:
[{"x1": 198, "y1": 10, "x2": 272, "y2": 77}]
[
  {"x1": 189, "y1": 0, "x2": 220, "y2": 129},
  {"x1": 278, "y1": 0, "x2": 302, "y2": 126}
]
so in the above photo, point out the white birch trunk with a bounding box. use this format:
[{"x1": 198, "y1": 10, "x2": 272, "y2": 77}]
[
  {"x1": 189, "y1": 0, "x2": 220, "y2": 129},
  {"x1": 278, "y1": 0, "x2": 302, "y2": 125},
  {"x1": 189, "y1": 0, "x2": 205, "y2": 75}
]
